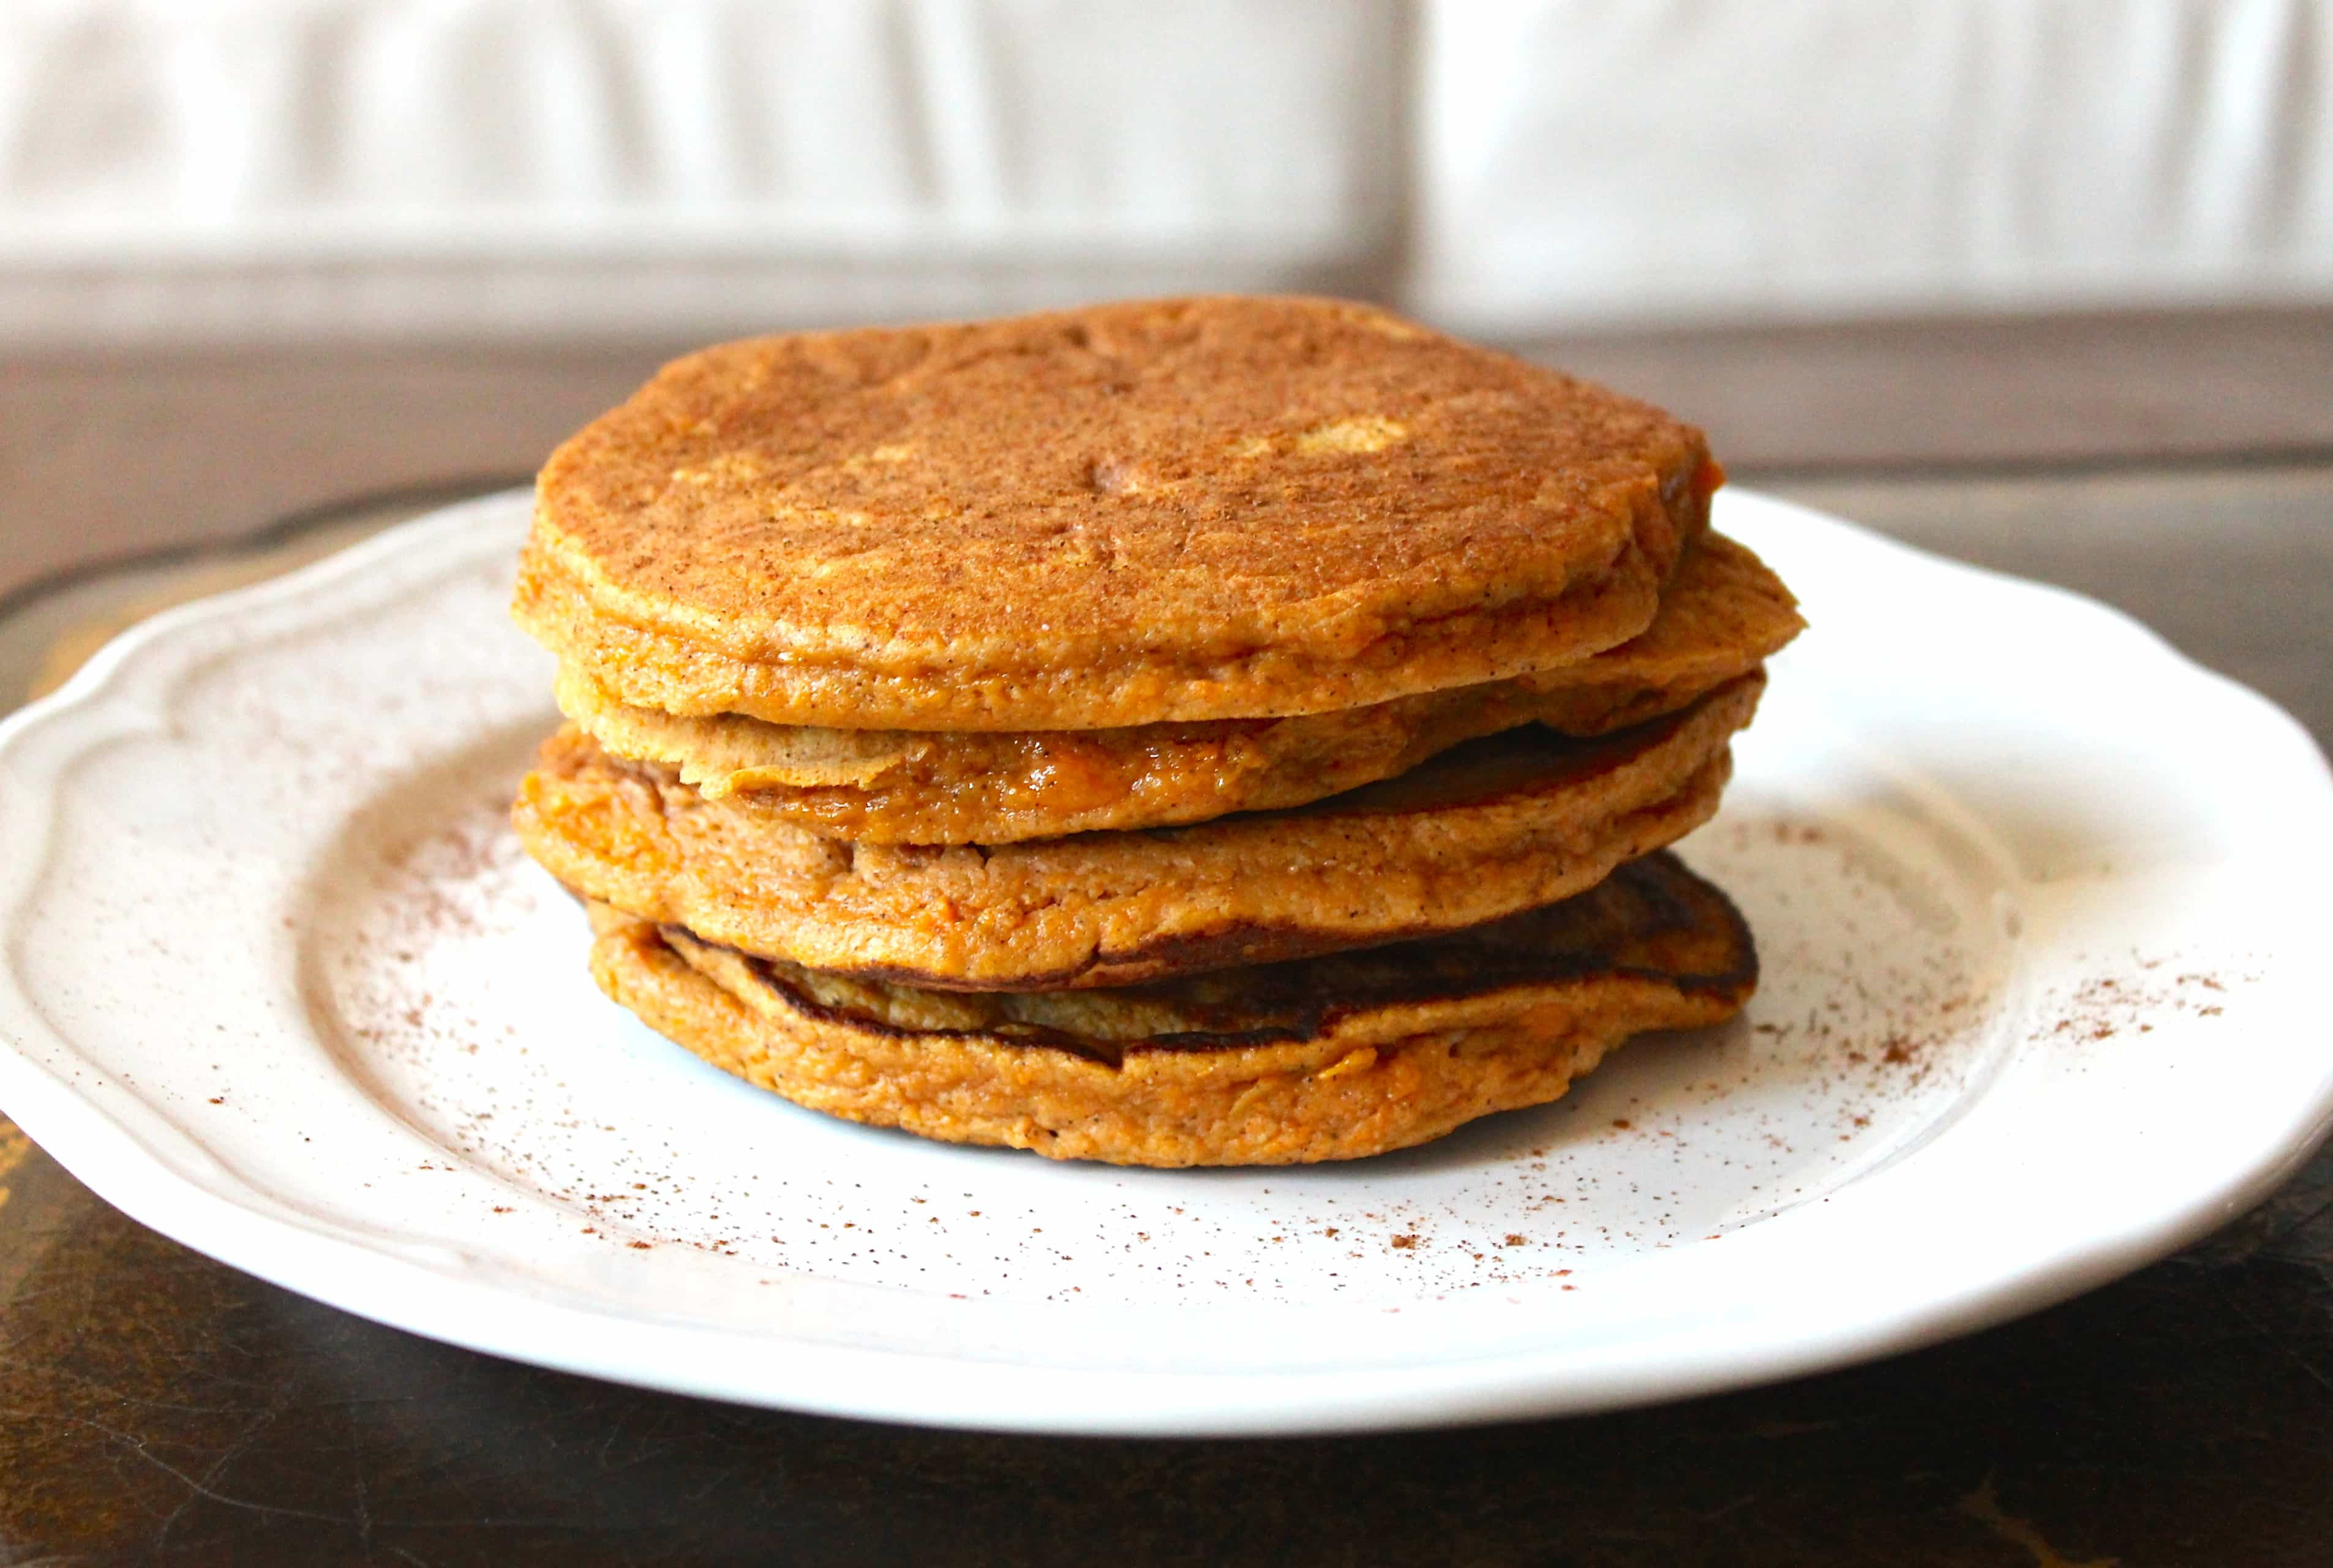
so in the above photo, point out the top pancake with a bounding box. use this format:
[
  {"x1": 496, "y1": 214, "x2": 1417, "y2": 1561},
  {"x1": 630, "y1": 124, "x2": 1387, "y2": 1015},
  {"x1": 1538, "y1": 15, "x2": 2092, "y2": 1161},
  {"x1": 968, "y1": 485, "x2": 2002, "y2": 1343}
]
[{"x1": 517, "y1": 296, "x2": 1717, "y2": 731}]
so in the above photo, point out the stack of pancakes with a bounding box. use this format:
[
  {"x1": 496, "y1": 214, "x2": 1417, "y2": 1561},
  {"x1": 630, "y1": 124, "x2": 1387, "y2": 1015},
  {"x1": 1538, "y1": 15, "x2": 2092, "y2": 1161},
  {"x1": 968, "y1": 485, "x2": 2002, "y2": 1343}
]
[{"x1": 511, "y1": 297, "x2": 1801, "y2": 1166}]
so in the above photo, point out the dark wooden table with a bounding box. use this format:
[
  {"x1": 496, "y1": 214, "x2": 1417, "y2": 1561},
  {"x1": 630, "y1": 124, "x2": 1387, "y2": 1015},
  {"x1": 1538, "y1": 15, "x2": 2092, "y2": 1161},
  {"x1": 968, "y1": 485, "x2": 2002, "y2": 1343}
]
[{"x1": 1, "y1": 458, "x2": 2328, "y2": 1566}]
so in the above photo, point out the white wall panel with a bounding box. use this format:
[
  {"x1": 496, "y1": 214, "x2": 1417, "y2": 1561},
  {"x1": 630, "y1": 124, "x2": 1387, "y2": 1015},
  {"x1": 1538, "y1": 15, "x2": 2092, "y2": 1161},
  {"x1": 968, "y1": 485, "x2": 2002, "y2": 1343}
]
[
  {"x1": 0, "y1": 0, "x2": 1401, "y2": 340},
  {"x1": 1413, "y1": 0, "x2": 2333, "y2": 332},
  {"x1": 1, "y1": 1, "x2": 2328, "y2": 343}
]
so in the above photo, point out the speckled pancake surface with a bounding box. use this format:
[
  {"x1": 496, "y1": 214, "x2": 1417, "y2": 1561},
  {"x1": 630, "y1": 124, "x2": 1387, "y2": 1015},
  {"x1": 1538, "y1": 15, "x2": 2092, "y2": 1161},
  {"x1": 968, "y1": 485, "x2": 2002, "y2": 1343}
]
[
  {"x1": 514, "y1": 675, "x2": 1760, "y2": 992},
  {"x1": 558, "y1": 532, "x2": 1801, "y2": 843},
  {"x1": 580, "y1": 850, "x2": 1757, "y2": 1166},
  {"x1": 516, "y1": 295, "x2": 1718, "y2": 730}
]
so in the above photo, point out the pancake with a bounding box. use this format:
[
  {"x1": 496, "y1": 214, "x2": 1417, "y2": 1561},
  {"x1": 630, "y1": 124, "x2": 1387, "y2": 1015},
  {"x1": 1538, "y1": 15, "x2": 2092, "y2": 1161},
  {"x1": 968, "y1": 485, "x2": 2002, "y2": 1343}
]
[
  {"x1": 579, "y1": 850, "x2": 1757, "y2": 1166},
  {"x1": 514, "y1": 674, "x2": 1761, "y2": 991},
  {"x1": 557, "y1": 531, "x2": 1803, "y2": 843},
  {"x1": 516, "y1": 296, "x2": 1718, "y2": 732}
]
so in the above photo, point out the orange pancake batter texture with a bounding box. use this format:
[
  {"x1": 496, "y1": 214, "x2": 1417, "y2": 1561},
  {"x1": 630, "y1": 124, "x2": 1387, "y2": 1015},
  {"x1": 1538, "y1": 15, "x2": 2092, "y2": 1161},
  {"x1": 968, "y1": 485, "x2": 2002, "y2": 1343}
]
[{"x1": 511, "y1": 296, "x2": 1801, "y2": 1166}]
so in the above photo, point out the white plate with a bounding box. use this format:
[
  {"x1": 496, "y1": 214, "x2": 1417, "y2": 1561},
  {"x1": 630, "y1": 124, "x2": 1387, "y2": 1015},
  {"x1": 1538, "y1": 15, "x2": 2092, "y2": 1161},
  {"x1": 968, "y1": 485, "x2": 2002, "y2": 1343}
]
[{"x1": 1, "y1": 489, "x2": 2329, "y2": 1436}]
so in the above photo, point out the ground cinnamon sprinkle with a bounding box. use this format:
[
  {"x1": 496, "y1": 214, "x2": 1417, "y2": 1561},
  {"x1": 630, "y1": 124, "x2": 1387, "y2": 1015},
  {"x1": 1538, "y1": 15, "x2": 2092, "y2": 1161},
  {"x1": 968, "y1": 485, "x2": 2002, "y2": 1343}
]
[
  {"x1": 2040, "y1": 964, "x2": 2245, "y2": 1043},
  {"x1": 327, "y1": 780, "x2": 2264, "y2": 1310}
]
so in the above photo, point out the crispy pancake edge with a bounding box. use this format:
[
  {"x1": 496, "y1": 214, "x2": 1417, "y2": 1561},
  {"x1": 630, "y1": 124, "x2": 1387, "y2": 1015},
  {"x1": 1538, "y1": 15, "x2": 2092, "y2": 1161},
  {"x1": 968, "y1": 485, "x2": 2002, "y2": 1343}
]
[
  {"x1": 514, "y1": 675, "x2": 1762, "y2": 991},
  {"x1": 556, "y1": 531, "x2": 1803, "y2": 844},
  {"x1": 579, "y1": 852, "x2": 1757, "y2": 1166}
]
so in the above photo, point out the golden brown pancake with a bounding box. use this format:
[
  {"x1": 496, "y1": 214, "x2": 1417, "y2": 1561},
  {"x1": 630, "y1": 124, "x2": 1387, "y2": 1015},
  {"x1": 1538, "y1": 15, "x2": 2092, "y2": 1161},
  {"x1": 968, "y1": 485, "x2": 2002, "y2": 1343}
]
[
  {"x1": 507, "y1": 295, "x2": 1792, "y2": 1166},
  {"x1": 516, "y1": 296, "x2": 1718, "y2": 732},
  {"x1": 557, "y1": 531, "x2": 1801, "y2": 843},
  {"x1": 514, "y1": 675, "x2": 1760, "y2": 992},
  {"x1": 580, "y1": 850, "x2": 1757, "y2": 1166}
]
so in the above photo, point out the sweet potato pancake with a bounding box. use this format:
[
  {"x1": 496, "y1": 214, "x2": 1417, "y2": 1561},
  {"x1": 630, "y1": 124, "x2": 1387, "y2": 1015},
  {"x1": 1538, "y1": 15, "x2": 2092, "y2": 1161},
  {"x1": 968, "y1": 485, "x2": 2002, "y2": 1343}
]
[
  {"x1": 516, "y1": 296, "x2": 1718, "y2": 731},
  {"x1": 509, "y1": 296, "x2": 1798, "y2": 1165},
  {"x1": 580, "y1": 851, "x2": 1756, "y2": 1167},
  {"x1": 554, "y1": 531, "x2": 1800, "y2": 844},
  {"x1": 516, "y1": 677, "x2": 1758, "y2": 991}
]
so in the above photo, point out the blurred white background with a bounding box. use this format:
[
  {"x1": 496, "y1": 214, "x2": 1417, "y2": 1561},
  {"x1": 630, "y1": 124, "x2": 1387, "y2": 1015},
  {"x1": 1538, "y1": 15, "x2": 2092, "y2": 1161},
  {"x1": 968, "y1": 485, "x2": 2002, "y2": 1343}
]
[{"x1": 4, "y1": 0, "x2": 2326, "y2": 342}]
